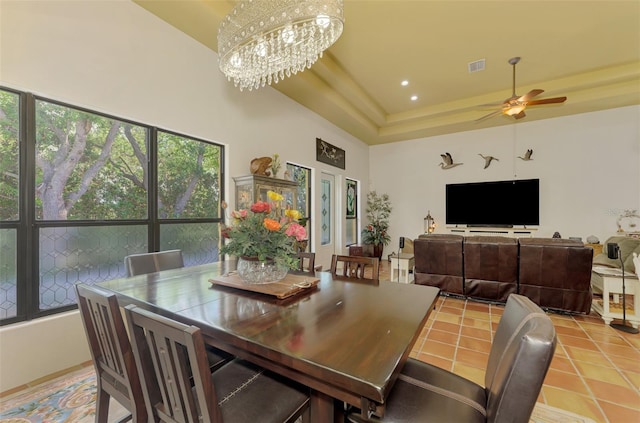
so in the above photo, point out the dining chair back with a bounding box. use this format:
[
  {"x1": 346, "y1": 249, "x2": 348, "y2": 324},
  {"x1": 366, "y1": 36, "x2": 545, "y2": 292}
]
[
  {"x1": 124, "y1": 249, "x2": 232, "y2": 373},
  {"x1": 291, "y1": 252, "x2": 316, "y2": 275},
  {"x1": 330, "y1": 255, "x2": 380, "y2": 281},
  {"x1": 74, "y1": 283, "x2": 147, "y2": 423},
  {"x1": 125, "y1": 305, "x2": 310, "y2": 423},
  {"x1": 483, "y1": 294, "x2": 556, "y2": 422},
  {"x1": 347, "y1": 294, "x2": 556, "y2": 423},
  {"x1": 124, "y1": 250, "x2": 184, "y2": 277}
]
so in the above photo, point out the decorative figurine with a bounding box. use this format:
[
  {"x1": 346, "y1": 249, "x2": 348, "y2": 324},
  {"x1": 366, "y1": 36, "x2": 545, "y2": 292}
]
[
  {"x1": 478, "y1": 153, "x2": 499, "y2": 169},
  {"x1": 250, "y1": 157, "x2": 272, "y2": 176},
  {"x1": 518, "y1": 149, "x2": 534, "y2": 161},
  {"x1": 439, "y1": 152, "x2": 463, "y2": 169},
  {"x1": 586, "y1": 235, "x2": 599, "y2": 244}
]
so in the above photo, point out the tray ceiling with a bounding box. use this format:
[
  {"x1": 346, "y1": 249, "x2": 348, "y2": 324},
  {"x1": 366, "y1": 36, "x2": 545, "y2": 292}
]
[{"x1": 134, "y1": 0, "x2": 640, "y2": 145}]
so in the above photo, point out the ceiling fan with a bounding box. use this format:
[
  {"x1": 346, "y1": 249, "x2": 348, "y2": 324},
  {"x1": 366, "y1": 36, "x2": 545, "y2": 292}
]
[{"x1": 475, "y1": 57, "x2": 567, "y2": 122}]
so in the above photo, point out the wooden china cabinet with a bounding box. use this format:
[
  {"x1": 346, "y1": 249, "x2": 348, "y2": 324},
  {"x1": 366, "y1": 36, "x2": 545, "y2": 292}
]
[{"x1": 233, "y1": 175, "x2": 298, "y2": 213}]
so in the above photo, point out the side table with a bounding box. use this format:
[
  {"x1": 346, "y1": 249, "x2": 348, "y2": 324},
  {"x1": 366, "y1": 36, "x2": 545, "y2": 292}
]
[
  {"x1": 591, "y1": 266, "x2": 640, "y2": 328},
  {"x1": 390, "y1": 253, "x2": 415, "y2": 283}
]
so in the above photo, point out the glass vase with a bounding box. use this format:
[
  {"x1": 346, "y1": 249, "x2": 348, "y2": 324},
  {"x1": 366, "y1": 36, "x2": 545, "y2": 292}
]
[{"x1": 237, "y1": 256, "x2": 288, "y2": 284}]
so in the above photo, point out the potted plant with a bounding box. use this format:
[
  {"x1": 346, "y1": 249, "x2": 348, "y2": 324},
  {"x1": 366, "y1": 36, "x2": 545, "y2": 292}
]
[{"x1": 361, "y1": 191, "x2": 392, "y2": 259}]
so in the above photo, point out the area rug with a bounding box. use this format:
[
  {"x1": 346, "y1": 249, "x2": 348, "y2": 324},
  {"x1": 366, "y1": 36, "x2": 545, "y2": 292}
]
[
  {"x1": 0, "y1": 366, "x2": 127, "y2": 423},
  {"x1": 0, "y1": 366, "x2": 596, "y2": 423}
]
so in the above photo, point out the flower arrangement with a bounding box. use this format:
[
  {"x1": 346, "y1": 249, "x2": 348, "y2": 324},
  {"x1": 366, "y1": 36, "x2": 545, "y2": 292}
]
[
  {"x1": 270, "y1": 153, "x2": 281, "y2": 178},
  {"x1": 221, "y1": 191, "x2": 307, "y2": 270}
]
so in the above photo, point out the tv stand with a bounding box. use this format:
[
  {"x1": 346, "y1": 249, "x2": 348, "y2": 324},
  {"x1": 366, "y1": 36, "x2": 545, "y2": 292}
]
[
  {"x1": 467, "y1": 224, "x2": 513, "y2": 228},
  {"x1": 447, "y1": 226, "x2": 536, "y2": 238}
]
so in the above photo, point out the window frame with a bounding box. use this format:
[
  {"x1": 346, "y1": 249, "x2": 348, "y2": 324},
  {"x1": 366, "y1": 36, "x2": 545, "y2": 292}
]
[{"x1": 0, "y1": 87, "x2": 226, "y2": 325}]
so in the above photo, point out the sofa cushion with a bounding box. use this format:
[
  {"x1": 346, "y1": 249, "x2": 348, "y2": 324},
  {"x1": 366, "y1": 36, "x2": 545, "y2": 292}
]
[
  {"x1": 463, "y1": 236, "x2": 518, "y2": 302},
  {"x1": 414, "y1": 235, "x2": 464, "y2": 295},
  {"x1": 518, "y1": 238, "x2": 593, "y2": 314}
]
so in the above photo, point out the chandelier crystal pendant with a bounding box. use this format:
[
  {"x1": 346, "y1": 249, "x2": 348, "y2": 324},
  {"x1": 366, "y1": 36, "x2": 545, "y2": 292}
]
[{"x1": 218, "y1": 0, "x2": 344, "y2": 91}]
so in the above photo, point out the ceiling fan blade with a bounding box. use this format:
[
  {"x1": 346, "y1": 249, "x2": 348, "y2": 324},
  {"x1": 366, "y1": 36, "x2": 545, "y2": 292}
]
[
  {"x1": 513, "y1": 111, "x2": 527, "y2": 119},
  {"x1": 475, "y1": 110, "x2": 502, "y2": 122},
  {"x1": 518, "y1": 89, "x2": 544, "y2": 102},
  {"x1": 527, "y1": 96, "x2": 567, "y2": 106}
]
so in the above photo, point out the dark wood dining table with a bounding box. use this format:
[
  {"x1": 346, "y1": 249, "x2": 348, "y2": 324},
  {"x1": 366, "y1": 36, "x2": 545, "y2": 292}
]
[{"x1": 98, "y1": 261, "x2": 439, "y2": 422}]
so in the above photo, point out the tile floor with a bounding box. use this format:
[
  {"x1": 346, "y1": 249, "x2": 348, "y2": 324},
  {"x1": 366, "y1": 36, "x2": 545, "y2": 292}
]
[{"x1": 377, "y1": 261, "x2": 640, "y2": 423}]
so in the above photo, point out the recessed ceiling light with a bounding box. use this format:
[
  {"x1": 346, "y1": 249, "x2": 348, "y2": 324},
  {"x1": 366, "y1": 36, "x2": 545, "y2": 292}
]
[
  {"x1": 410, "y1": 95, "x2": 418, "y2": 101},
  {"x1": 401, "y1": 80, "x2": 409, "y2": 86}
]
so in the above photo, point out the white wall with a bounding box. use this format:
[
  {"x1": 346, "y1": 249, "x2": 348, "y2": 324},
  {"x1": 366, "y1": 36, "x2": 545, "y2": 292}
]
[
  {"x1": 370, "y1": 106, "x2": 640, "y2": 253},
  {"x1": 0, "y1": 312, "x2": 90, "y2": 389},
  {"x1": 0, "y1": 0, "x2": 369, "y2": 391}
]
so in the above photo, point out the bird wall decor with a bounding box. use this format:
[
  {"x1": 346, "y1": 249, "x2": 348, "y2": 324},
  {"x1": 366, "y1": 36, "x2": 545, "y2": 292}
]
[
  {"x1": 478, "y1": 154, "x2": 499, "y2": 169},
  {"x1": 518, "y1": 149, "x2": 534, "y2": 161},
  {"x1": 439, "y1": 152, "x2": 463, "y2": 169}
]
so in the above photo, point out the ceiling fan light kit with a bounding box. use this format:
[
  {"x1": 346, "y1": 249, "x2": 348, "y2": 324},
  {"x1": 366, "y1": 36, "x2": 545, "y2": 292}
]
[
  {"x1": 217, "y1": 0, "x2": 344, "y2": 91},
  {"x1": 504, "y1": 102, "x2": 526, "y2": 116},
  {"x1": 476, "y1": 57, "x2": 567, "y2": 122}
]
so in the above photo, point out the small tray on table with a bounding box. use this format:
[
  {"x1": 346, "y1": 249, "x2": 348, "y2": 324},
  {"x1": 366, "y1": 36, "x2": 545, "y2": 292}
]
[{"x1": 209, "y1": 273, "x2": 319, "y2": 299}]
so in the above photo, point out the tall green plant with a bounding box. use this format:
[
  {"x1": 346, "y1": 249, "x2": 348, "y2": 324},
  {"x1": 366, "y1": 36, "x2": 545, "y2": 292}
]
[{"x1": 361, "y1": 191, "x2": 392, "y2": 246}]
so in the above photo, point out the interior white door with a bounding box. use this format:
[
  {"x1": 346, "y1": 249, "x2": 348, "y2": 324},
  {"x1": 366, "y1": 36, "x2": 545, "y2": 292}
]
[{"x1": 315, "y1": 172, "x2": 337, "y2": 270}]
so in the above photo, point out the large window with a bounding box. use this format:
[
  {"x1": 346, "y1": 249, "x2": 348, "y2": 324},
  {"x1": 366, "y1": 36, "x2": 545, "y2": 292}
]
[
  {"x1": 0, "y1": 88, "x2": 224, "y2": 324},
  {"x1": 0, "y1": 89, "x2": 20, "y2": 320}
]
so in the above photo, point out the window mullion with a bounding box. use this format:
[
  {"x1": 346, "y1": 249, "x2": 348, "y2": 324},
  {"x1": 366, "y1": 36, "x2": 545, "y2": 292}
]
[
  {"x1": 148, "y1": 127, "x2": 159, "y2": 251},
  {"x1": 23, "y1": 92, "x2": 37, "y2": 319}
]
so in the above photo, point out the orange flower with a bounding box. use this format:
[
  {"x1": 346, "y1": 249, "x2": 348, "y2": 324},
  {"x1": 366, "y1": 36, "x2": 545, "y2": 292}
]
[{"x1": 263, "y1": 218, "x2": 281, "y2": 231}]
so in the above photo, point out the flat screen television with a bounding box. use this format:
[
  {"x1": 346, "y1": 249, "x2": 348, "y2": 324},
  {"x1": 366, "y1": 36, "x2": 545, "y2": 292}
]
[{"x1": 446, "y1": 179, "x2": 539, "y2": 227}]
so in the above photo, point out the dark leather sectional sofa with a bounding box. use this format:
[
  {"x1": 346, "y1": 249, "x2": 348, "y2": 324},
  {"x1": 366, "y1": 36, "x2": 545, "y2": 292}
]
[{"x1": 414, "y1": 234, "x2": 594, "y2": 314}]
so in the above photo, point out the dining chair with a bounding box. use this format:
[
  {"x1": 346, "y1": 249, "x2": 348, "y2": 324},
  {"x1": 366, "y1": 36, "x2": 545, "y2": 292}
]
[
  {"x1": 347, "y1": 294, "x2": 556, "y2": 423},
  {"x1": 125, "y1": 304, "x2": 310, "y2": 423},
  {"x1": 290, "y1": 251, "x2": 316, "y2": 275},
  {"x1": 330, "y1": 254, "x2": 380, "y2": 281},
  {"x1": 124, "y1": 249, "x2": 185, "y2": 277},
  {"x1": 74, "y1": 283, "x2": 147, "y2": 423},
  {"x1": 123, "y1": 249, "x2": 232, "y2": 371}
]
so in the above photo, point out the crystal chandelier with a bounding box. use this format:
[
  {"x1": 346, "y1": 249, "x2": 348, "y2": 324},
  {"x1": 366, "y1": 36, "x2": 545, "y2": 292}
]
[{"x1": 217, "y1": 0, "x2": 344, "y2": 91}]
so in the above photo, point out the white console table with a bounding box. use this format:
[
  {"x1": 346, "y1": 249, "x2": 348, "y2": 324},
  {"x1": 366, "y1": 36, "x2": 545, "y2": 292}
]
[
  {"x1": 591, "y1": 266, "x2": 640, "y2": 328},
  {"x1": 447, "y1": 226, "x2": 537, "y2": 238}
]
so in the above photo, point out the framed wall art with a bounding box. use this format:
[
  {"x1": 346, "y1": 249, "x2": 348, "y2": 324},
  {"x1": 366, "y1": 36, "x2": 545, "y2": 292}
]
[
  {"x1": 346, "y1": 179, "x2": 357, "y2": 218},
  {"x1": 316, "y1": 137, "x2": 345, "y2": 169}
]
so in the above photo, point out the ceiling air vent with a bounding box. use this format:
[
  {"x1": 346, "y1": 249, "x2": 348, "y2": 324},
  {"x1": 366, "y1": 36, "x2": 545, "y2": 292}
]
[{"x1": 468, "y1": 59, "x2": 485, "y2": 73}]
